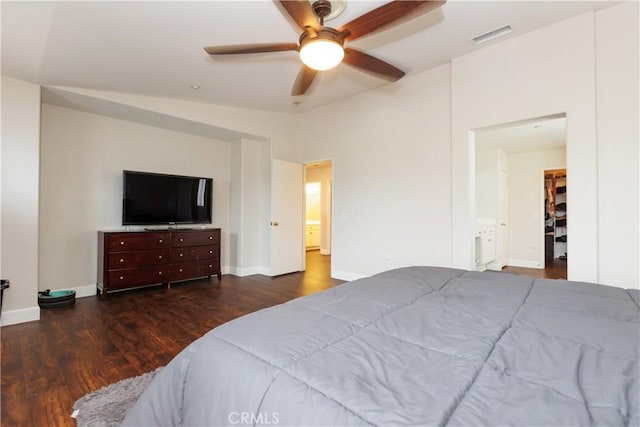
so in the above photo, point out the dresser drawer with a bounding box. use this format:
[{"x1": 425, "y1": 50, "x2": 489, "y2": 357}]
[
  {"x1": 172, "y1": 230, "x2": 220, "y2": 247},
  {"x1": 171, "y1": 259, "x2": 219, "y2": 282},
  {"x1": 107, "y1": 249, "x2": 169, "y2": 269},
  {"x1": 171, "y1": 245, "x2": 219, "y2": 263},
  {"x1": 107, "y1": 265, "x2": 170, "y2": 289},
  {"x1": 107, "y1": 232, "x2": 171, "y2": 251}
]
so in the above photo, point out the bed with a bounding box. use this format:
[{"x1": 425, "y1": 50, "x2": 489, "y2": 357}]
[{"x1": 122, "y1": 266, "x2": 639, "y2": 426}]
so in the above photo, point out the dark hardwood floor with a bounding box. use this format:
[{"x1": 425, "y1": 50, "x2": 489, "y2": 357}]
[
  {"x1": 1, "y1": 251, "x2": 338, "y2": 427},
  {"x1": 1, "y1": 251, "x2": 569, "y2": 426}
]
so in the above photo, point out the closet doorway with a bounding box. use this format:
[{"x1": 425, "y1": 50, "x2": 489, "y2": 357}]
[
  {"x1": 303, "y1": 161, "x2": 332, "y2": 278},
  {"x1": 474, "y1": 114, "x2": 567, "y2": 278},
  {"x1": 543, "y1": 169, "x2": 568, "y2": 278}
]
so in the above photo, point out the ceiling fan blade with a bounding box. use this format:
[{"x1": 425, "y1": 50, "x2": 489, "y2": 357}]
[
  {"x1": 338, "y1": 0, "x2": 445, "y2": 41},
  {"x1": 204, "y1": 43, "x2": 299, "y2": 55},
  {"x1": 274, "y1": 0, "x2": 320, "y2": 32},
  {"x1": 291, "y1": 65, "x2": 318, "y2": 96},
  {"x1": 342, "y1": 48, "x2": 405, "y2": 81}
]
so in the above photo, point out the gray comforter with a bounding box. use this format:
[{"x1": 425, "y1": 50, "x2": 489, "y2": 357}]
[{"x1": 123, "y1": 267, "x2": 639, "y2": 426}]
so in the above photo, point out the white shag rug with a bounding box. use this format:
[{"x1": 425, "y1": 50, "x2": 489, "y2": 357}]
[{"x1": 72, "y1": 367, "x2": 162, "y2": 427}]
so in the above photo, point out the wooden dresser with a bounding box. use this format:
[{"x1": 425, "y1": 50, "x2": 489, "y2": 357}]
[{"x1": 97, "y1": 228, "x2": 221, "y2": 298}]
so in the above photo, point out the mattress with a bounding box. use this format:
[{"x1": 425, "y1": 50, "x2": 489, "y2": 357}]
[{"x1": 123, "y1": 267, "x2": 639, "y2": 426}]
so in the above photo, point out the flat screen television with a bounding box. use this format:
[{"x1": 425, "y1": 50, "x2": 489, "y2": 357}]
[{"x1": 122, "y1": 170, "x2": 213, "y2": 226}]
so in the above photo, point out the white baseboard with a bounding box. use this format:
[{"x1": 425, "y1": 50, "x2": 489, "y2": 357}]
[
  {"x1": 1, "y1": 306, "x2": 40, "y2": 326},
  {"x1": 69, "y1": 284, "x2": 97, "y2": 298},
  {"x1": 225, "y1": 266, "x2": 270, "y2": 277},
  {"x1": 486, "y1": 262, "x2": 505, "y2": 271},
  {"x1": 332, "y1": 270, "x2": 365, "y2": 282},
  {"x1": 509, "y1": 259, "x2": 543, "y2": 269}
]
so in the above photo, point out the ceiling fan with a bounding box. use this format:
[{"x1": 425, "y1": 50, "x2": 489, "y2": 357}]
[{"x1": 204, "y1": 0, "x2": 445, "y2": 96}]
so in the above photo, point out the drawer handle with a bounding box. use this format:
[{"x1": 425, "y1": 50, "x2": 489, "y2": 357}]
[
  {"x1": 179, "y1": 268, "x2": 183, "y2": 273},
  {"x1": 159, "y1": 239, "x2": 163, "y2": 243},
  {"x1": 119, "y1": 258, "x2": 124, "y2": 263},
  {"x1": 158, "y1": 255, "x2": 163, "y2": 259},
  {"x1": 119, "y1": 276, "x2": 124, "y2": 280},
  {"x1": 209, "y1": 236, "x2": 213, "y2": 240},
  {"x1": 179, "y1": 238, "x2": 184, "y2": 242},
  {"x1": 120, "y1": 241, "x2": 125, "y2": 245},
  {"x1": 158, "y1": 271, "x2": 163, "y2": 275},
  {"x1": 209, "y1": 250, "x2": 213, "y2": 254},
  {"x1": 179, "y1": 253, "x2": 184, "y2": 257},
  {"x1": 209, "y1": 265, "x2": 213, "y2": 268}
]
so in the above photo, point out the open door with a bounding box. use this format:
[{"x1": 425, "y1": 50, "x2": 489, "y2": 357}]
[{"x1": 270, "y1": 159, "x2": 303, "y2": 276}]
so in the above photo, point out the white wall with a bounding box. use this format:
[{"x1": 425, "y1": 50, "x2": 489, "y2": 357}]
[
  {"x1": 508, "y1": 148, "x2": 566, "y2": 268},
  {"x1": 595, "y1": 2, "x2": 639, "y2": 289},
  {"x1": 475, "y1": 148, "x2": 503, "y2": 220},
  {"x1": 299, "y1": 4, "x2": 637, "y2": 288},
  {"x1": 39, "y1": 104, "x2": 232, "y2": 294},
  {"x1": 474, "y1": 147, "x2": 507, "y2": 270},
  {"x1": 300, "y1": 64, "x2": 453, "y2": 280},
  {"x1": 452, "y1": 12, "x2": 598, "y2": 283},
  {"x1": 0, "y1": 76, "x2": 41, "y2": 325},
  {"x1": 228, "y1": 138, "x2": 270, "y2": 276},
  {"x1": 45, "y1": 86, "x2": 300, "y2": 163}
]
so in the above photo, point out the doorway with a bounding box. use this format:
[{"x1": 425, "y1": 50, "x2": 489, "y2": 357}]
[
  {"x1": 542, "y1": 168, "x2": 568, "y2": 277},
  {"x1": 474, "y1": 114, "x2": 567, "y2": 278},
  {"x1": 304, "y1": 160, "x2": 332, "y2": 277}
]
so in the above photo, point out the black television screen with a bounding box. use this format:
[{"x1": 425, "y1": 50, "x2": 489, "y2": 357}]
[{"x1": 122, "y1": 170, "x2": 213, "y2": 225}]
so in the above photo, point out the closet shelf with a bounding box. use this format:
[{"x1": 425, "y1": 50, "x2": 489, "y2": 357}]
[{"x1": 544, "y1": 169, "x2": 568, "y2": 262}]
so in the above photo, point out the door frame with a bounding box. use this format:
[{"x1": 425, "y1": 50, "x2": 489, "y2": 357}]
[
  {"x1": 488, "y1": 167, "x2": 509, "y2": 270},
  {"x1": 302, "y1": 159, "x2": 334, "y2": 272},
  {"x1": 541, "y1": 167, "x2": 567, "y2": 268}
]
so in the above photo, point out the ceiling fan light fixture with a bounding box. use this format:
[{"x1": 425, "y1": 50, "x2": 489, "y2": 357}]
[
  {"x1": 204, "y1": 0, "x2": 447, "y2": 95},
  {"x1": 299, "y1": 38, "x2": 344, "y2": 71}
]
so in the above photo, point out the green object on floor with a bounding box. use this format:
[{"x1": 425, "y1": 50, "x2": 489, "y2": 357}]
[{"x1": 38, "y1": 289, "x2": 76, "y2": 308}]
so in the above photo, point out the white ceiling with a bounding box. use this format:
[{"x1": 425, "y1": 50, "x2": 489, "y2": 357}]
[
  {"x1": 1, "y1": 1, "x2": 617, "y2": 113},
  {"x1": 475, "y1": 115, "x2": 567, "y2": 153}
]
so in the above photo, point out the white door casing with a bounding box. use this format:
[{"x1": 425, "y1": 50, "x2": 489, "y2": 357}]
[{"x1": 495, "y1": 168, "x2": 509, "y2": 268}]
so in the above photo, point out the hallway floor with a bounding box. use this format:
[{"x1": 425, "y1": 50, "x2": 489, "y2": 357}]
[{"x1": 302, "y1": 250, "x2": 335, "y2": 293}]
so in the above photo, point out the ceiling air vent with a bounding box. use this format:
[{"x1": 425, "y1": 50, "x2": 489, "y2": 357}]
[{"x1": 471, "y1": 25, "x2": 513, "y2": 45}]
